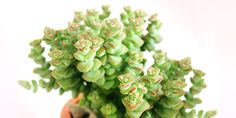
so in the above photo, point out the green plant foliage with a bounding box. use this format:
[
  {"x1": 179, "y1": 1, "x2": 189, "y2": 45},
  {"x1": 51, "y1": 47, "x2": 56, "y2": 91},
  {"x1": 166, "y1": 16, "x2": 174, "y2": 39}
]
[{"x1": 19, "y1": 5, "x2": 216, "y2": 118}]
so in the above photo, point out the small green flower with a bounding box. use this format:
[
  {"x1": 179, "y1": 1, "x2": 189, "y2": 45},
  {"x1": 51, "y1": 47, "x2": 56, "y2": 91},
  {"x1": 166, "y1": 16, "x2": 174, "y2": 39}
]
[
  {"x1": 48, "y1": 48, "x2": 64, "y2": 59},
  {"x1": 178, "y1": 57, "x2": 192, "y2": 72},
  {"x1": 74, "y1": 39, "x2": 92, "y2": 51},
  {"x1": 118, "y1": 73, "x2": 135, "y2": 83},
  {"x1": 73, "y1": 11, "x2": 84, "y2": 23},
  {"x1": 43, "y1": 27, "x2": 56, "y2": 42},
  {"x1": 153, "y1": 50, "x2": 167, "y2": 66},
  {"x1": 100, "y1": 103, "x2": 117, "y2": 118},
  {"x1": 87, "y1": 91, "x2": 104, "y2": 109},
  {"x1": 99, "y1": 5, "x2": 111, "y2": 20},
  {"x1": 29, "y1": 39, "x2": 42, "y2": 47},
  {"x1": 147, "y1": 67, "x2": 160, "y2": 76}
]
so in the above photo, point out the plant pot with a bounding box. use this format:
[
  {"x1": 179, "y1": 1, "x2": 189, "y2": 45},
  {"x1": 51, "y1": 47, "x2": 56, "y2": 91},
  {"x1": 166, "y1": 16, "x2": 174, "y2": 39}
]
[{"x1": 61, "y1": 94, "x2": 82, "y2": 118}]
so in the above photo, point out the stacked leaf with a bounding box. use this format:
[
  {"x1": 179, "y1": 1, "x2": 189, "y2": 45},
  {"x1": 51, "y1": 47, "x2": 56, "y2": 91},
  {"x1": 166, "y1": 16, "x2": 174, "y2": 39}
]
[
  {"x1": 142, "y1": 14, "x2": 162, "y2": 51},
  {"x1": 118, "y1": 73, "x2": 150, "y2": 118}
]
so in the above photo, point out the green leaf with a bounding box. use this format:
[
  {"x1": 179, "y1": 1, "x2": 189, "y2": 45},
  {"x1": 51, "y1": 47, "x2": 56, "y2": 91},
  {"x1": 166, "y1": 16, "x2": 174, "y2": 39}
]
[
  {"x1": 31, "y1": 80, "x2": 38, "y2": 93},
  {"x1": 82, "y1": 69, "x2": 102, "y2": 82},
  {"x1": 18, "y1": 80, "x2": 31, "y2": 90},
  {"x1": 76, "y1": 60, "x2": 94, "y2": 72},
  {"x1": 90, "y1": 58, "x2": 102, "y2": 71},
  {"x1": 108, "y1": 55, "x2": 122, "y2": 66},
  {"x1": 204, "y1": 110, "x2": 217, "y2": 118}
]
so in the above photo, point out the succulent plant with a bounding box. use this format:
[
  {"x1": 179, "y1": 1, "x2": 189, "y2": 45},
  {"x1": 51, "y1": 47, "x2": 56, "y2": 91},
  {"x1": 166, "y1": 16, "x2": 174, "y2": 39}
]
[{"x1": 19, "y1": 5, "x2": 216, "y2": 118}]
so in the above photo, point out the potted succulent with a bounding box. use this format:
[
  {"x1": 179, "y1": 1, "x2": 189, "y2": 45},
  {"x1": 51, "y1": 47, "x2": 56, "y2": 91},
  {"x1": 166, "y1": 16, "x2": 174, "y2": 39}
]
[{"x1": 19, "y1": 6, "x2": 216, "y2": 118}]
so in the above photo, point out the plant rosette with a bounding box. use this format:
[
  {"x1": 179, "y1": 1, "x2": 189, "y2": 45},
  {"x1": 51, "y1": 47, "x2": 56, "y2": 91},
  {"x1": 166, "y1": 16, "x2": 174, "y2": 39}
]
[{"x1": 19, "y1": 5, "x2": 217, "y2": 118}]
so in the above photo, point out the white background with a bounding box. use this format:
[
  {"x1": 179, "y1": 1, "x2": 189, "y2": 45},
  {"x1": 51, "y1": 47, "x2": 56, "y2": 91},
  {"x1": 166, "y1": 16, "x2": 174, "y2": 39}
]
[{"x1": 0, "y1": 0, "x2": 235, "y2": 118}]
